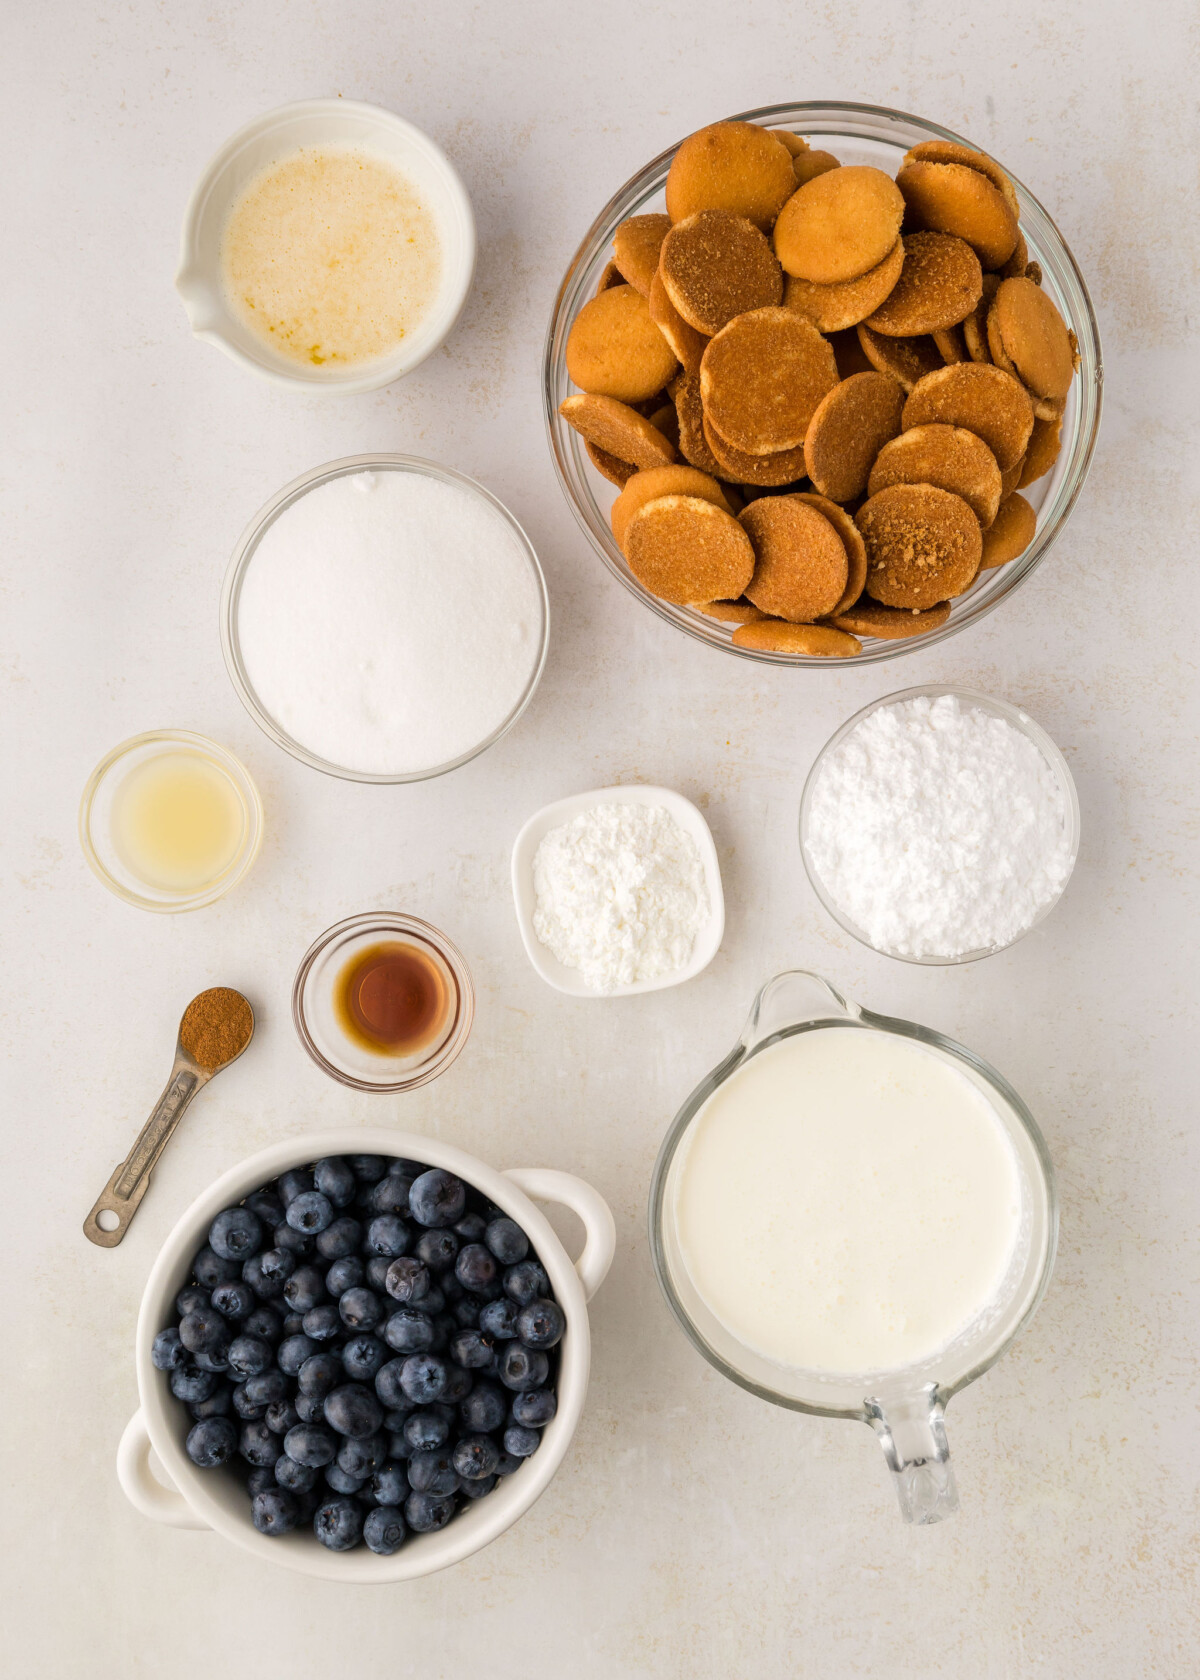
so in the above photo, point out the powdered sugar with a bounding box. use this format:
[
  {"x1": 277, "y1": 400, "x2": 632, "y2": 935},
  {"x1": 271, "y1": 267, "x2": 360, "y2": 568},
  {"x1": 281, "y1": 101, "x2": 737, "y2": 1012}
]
[
  {"x1": 803, "y1": 693, "x2": 1075, "y2": 959},
  {"x1": 532, "y1": 803, "x2": 710, "y2": 993}
]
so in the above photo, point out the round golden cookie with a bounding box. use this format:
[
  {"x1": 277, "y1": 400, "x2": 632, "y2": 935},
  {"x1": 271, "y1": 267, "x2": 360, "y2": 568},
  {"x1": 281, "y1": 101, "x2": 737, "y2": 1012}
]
[
  {"x1": 702, "y1": 413, "x2": 810, "y2": 485},
  {"x1": 659, "y1": 211, "x2": 783, "y2": 337},
  {"x1": 612, "y1": 214, "x2": 672, "y2": 297},
  {"x1": 1019, "y1": 415, "x2": 1062, "y2": 487},
  {"x1": 665, "y1": 122, "x2": 797, "y2": 231},
  {"x1": 980, "y1": 493, "x2": 1037, "y2": 569},
  {"x1": 856, "y1": 483, "x2": 982, "y2": 609},
  {"x1": 933, "y1": 324, "x2": 967, "y2": 363},
  {"x1": 829, "y1": 326, "x2": 876, "y2": 379},
  {"x1": 625, "y1": 494, "x2": 755, "y2": 604},
  {"x1": 901, "y1": 362, "x2": 1034, "y2": 473},
  {"x1": 999, "y1": 455, "x2": 1024, "y2": 500},
  {"x1": 770, "y1": 130, "x2": 809, "y2": 158},
  {"x1": 647, "y1": 402, "x2": 680, "y2": 449},
  {"x1": 586, "y1": 442, "x2": 637, "y2": 487},
  {"x1": 792, "y1": 150, "x2": 840, "y2": 186},
  {"x1": 830, "y1": 599, "x2": 952, "y2": 639},
  {"x1": 1024, "y1": 257, "x2": 1042, "y2": 287},
  {"x1": 700, "y1": 307, "x2": 837, "y2": 455},
  {"x1": 773, "y1": 165, "x2": 905, "y2": 284},
  {"x1": 560, "y1": 393, "x2": 678, "y2": 470},
  {"x1": 566, "y1": 284, "x2": 679, "y2": 402},
  {"x1": 1000, "y1": 232, "x2": 1031, "y2": 280},
  {"x1": 648, "y1": 270, "x2": 707, "y2": 377},
  {"x1": 855, "y1": 324, "x2": 943, "y2": 391},
  {"x1": 903, "y1": 142, "x2": 1020, "y2": 219},
  {"x1": 611, "y1": 465, "x2": 735, "y2": 550},
  {"x1": 794, "y1": 492, "x2": 868, "y2": 614},
  {"x1": 864, "y1": 232, "x2": 982, "y2": 336},
  {"x1": 867, "y1": 423, "x2": 1002, "y2": 527},
  {"x1": 672, "y1": 373, "x2": 727, "y2": 477},
  {"x1": 740, "y1": 497, "x2": 848, "y2": 622},
  {"x1": 731, "y1": 620, "x2": 861, "y2": 656},
  {"x1": 803, "y1": 371, "x2": 906, "y2": 503},
  {"x1": 987, "y1": 277, "x2": 1074, "y2": 403},
  {"x1": 596, "y1": 260, "x2": 623, "y2": 293},
  {"x1": 895, "y1": 161, "x2": 1019, "y2": 270},
  {"x1": 963, "y1": 273, "x2": 1000, "y2": 362},
  {"x1": 691, "y1": 597, "x2": 764, "y2": 623},
  {"x1": 783, "y1": 239, "x2": 904, "y2": 333}
]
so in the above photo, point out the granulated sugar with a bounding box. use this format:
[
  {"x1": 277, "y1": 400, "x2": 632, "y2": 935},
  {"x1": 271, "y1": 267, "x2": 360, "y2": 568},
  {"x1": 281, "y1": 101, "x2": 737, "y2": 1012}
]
[
  {"x1": 804, "y1": 693, "x2": 1075, "y2": 959},
  {"x1": 236, "y1": 470, "x2": 543, "y2": 775}
]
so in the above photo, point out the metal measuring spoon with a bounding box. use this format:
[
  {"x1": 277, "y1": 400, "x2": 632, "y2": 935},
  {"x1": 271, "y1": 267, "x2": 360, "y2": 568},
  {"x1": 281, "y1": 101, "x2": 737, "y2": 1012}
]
[{"x1": 84, "y1": 988, "x2": 254, "y2": 1248}]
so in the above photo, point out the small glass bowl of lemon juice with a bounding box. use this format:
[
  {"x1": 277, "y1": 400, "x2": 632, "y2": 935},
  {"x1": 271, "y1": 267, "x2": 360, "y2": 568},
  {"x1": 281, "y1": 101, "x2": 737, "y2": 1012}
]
[{"x1": 80, "y1": 731, "x2": 263, "y2": 911}]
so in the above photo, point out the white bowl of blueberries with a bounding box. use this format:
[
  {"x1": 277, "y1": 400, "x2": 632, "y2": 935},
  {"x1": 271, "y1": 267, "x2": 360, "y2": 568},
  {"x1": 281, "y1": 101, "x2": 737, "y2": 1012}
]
[{"x1": 118, "y1": 1130, "x2": 615, "y2": 1581}]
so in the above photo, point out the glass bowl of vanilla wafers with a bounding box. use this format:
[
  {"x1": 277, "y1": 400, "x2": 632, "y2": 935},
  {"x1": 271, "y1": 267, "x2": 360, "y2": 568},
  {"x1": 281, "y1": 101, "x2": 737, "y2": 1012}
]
[{"x1": 543, "y1": 101, "x2": 1102, "y2": 665}]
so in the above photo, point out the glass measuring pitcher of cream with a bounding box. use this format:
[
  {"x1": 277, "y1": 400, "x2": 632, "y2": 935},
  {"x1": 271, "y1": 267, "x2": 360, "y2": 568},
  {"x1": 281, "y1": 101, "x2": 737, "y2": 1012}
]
[{"x1": 648, "y1": 971, "x2": 1057, "y2": 1524}]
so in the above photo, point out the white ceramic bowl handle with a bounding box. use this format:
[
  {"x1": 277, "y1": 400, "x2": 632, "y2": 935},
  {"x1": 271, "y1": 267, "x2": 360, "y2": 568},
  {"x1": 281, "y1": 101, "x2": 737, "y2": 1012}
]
[
  {"x1": 117, "y1": 1408, "x2": 208, "y2": 1530},
  {"x1": 502, "y1": 1169, "x2": 616, "y2": 1302}
]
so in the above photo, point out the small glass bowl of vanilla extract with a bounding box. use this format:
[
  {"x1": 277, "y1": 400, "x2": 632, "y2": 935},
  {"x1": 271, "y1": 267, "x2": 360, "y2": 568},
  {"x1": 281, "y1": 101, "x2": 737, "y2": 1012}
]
[{"x1": 292, "y1": 912, "x2": 474, "y2": 1091}]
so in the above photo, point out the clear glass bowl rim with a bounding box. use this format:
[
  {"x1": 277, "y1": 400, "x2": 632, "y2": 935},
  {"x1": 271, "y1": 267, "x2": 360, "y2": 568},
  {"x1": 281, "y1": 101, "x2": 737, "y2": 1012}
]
[
  {"x1": 291, "y1": 910, "x2": 476, "y2": 1091},
  {"x1": 78, "y1": 728, "x2": 264, "y2": 913},
  {"x1": 220, "y1": 454, "x2": 550, "y2": 784},
  {"x1": 799, "y1": 684, "x2": 1081, "y2": 963},
  {"x1": 542, "y1": 98, "x2": 1104, "y2": 668}
]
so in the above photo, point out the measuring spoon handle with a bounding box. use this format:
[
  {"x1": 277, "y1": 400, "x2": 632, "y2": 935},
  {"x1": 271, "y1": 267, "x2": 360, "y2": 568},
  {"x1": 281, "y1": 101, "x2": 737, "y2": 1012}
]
[{"x1": 84, "y1": 1059, "x2": 208, "y2": 1247}]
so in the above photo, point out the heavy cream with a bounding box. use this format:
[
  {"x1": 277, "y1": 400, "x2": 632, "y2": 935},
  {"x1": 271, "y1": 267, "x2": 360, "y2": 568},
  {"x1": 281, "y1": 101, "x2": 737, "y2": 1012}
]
[{"x1": 673, "y1": 1028, "x2": 1022, "y2": 1375}]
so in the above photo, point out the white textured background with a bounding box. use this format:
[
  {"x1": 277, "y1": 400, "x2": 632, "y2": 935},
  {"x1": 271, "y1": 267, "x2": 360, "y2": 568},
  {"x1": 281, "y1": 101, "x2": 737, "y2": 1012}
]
[{"x1": 5, "y1": 3, "x2": 1199, "y2": 1675}]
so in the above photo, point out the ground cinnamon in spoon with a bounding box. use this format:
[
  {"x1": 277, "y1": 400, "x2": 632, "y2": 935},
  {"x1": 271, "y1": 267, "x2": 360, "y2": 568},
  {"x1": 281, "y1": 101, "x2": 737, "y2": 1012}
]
[{"x1": 180, "y1": 988, "x2": 254, "y2": 1070}]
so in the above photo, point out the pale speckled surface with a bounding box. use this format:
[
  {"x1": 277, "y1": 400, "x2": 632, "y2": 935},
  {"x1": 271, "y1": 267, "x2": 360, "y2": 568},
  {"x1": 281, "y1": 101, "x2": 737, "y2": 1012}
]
[{"x1": 4, "y1": 3, "x2": 1200, "y2": 1675}]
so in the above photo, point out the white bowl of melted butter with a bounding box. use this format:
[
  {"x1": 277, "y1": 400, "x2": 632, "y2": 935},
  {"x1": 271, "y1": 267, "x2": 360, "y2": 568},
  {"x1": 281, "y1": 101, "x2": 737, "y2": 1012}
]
[{"x1": 176, "y1": 100, "x2": 475, "y2": 393}]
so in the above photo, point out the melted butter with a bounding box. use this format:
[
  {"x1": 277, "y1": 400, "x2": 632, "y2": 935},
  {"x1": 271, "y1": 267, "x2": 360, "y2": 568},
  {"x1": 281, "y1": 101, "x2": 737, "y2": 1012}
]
[{"x1": 220, "y1": 146, "x2": 441, "y2": 367}]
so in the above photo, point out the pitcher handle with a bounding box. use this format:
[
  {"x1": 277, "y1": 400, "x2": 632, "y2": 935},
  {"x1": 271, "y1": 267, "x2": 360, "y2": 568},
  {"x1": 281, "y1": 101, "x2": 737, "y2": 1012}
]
[
  {"x1": 865, "y1": 1388, "x2": 960, "y2": 1525},
  {"x1": 741, "y1": 969, "x2": 858, "y2": 1050}
]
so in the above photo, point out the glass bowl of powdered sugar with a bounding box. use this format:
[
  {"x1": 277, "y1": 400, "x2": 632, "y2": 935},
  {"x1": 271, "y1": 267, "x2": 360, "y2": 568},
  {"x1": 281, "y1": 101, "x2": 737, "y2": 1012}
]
[
  {"x1": 800, "y1": 685, "x2": 1080, "y2": 963},
  {"x1": 222, "y1": 456, "x2": 548, "y2": 783}
]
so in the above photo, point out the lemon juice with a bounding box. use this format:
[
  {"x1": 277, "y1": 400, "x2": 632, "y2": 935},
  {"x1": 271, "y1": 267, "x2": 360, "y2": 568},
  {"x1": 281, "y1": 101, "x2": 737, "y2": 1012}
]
[{"x1": 111, "y1": 750, "x2": 245, "y2": 893}]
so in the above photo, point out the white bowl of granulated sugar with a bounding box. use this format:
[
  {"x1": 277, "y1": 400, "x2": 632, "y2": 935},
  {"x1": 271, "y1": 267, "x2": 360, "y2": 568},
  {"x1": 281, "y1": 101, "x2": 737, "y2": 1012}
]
[{"x1": 511, "y1": 786, "x2": 725, "y2": 997}]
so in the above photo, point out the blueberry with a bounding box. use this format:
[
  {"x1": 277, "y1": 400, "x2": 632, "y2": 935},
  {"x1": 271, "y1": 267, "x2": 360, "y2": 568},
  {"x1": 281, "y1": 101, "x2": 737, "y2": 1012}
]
[
  {"x1": 281, "y1": 1313, "x2": 306, "y2": 1338},
  {"x1": 297, "y1": 1351, "x2": 342, "y2": 1398},
  {"x1": 274, "y1": 1454, "x2": 318, "y2": 1493},
  {"x1": 192, "y1": 1247, "x2": 241, "y2": 1289},
  {"x1": 453, "y1": 1434, "x2": 500, "y2": 1481},
  {"x1": 313, "y1": 1496, "x2": 364, "y2": 1550},
  {"x1": 325, "y1": 1256, "x2": 365, "y2": 1297},
  {"x1": 286, "y1": 1190, "x2": 334, "y2": 1235},
  {"x1": 516, "y1": 1298, "x2": 566, "y2": 1350},
  {"x1": 175, "y1": 1284, "x2": 210, "y2": 1320},
  {"x1": 337, "y1": 1287, "x2": 383, "y2": 1332},
  {"x1": 348, "y1": 1154, "x2": 388, "y2": 1182},
  {"x1": 245, "y1": 1188, "x2": 286, "y2": 1226},
  {"x1": 404, "y1": 1411, "x2": 449, "y2": 1453},
  {"x1": 325, "y1": 1464, "x2": 366, "y2": 1496},
  {"x1": 382, "y1": 1405, "x2": 415, "y2": 1430},
  {"x1": 454, "y1": 1212, "x2": 489, "y2": 1243},
  {"x1": 374, "y1": 1359, "x2": 410, "y2": 1411},
  {"x1": 404, "y1": 1491, "x2": 456, "y2": 1533},
  {"x1": 293, "y1": 1486, "x2": 323, "y2": 1524},
  {"x1": 336, "y1": 1432, "x2": 388, "y2": 1479},
  {"x1": 186, "y1": 1417, "x2": 237, "y2": 1468},
  {"x1": 371, "y1": 1462, "x2": 410, "y2": 1505},
  {"x1": 258, "y1": 1248, "x2": 296, "y2": 1285},
  {"x1": 283, "y1": 1423, "x2": 338, "y2": 1468},
  {"x1": 455, "y1": 1244, "x2": 498, "y2": 1295},
  {"x1": 422, "y1": 1286, "x2": 448, "y2": 1316},
  {"x1": 283, "y1": 1266, "x2": 326, "y2": 1314},
  {"x1": 480, "y1": 1298, "x2": 519, "y2": 1340},
  {"x1": 152, "y1": 1327, "x2": 186, "y2": 1371},
  {"x1": 440, "y1": 1363, "x2": 474, "y2": 1404},
  {"x1": 364, "y1": 1216, "x2": 411, "y2": 1259},
  {"x1": 277, "y1": 1168, "x2": 314, "y2": 1207},
  {"x1": 242, "y1": 1370, "x2": 289, "y2": 1410},
  {"x1": 209, "y1": 1281, "x2": 255, "y2": 1321},
  {"x1": 324, "y1": 1384, "x2": 383, "y2": 1440},
  {"x1": 407, "y1": 1448, "x2": 460, "y2": 1496},
  {"x1": 384, "y1": 1256, "x2": 430, "y2": 1304},
  {"x1": 449, "y1": 1329, "x2": 495, "y2": 1370},
  {"x1": 503, "y1": 1425, "x2": 541, "y2": 1458},
  {"x1": 399, "y1": 1354, "x2": 447, "y2": 1405},
  {"x1": 294, "y1": 1393, "x2": 325, "y2": 1424},
  {"x1": 246, "y1": 1465, "x2": 277, "y2": 1497},
  {"x1": 363, "y1": 1505, "x2": 407, "y2": 1555},
  {"x1": 365, "y1": 1256, "x2": 393, "y2": 1291},
  {"x1": 239, "y1": 1420, "x2": 280, "y2": 1467},
  {"x1": 383, "y1": 1308, "x2": 434, "y2": 1354},
  {"x1": 192, "y1": 1347, "x2": 230, "y2": 1373},
  {"x1": 313, "y1": 1156, "x2": 356, "y2": 1209},
  {"x1": 459, "y1": 1379, "x2": 507, "y2": 1434},
  {"x1": 226, "y1": 1334, "x2": 272, "y2": 1379},
  {"x1": 341, "y1": 1335, "x2": 388, "y2": 1383},
  {"x1": 242, "y1": 1306, "x2": 284, "y2": 1344},
  {"x1": 189, "y1": 1384, "x2": 233, "y2": 1420},
  {"x1": 485, "y1": 1218, "x2": 529, "y2": 1265},
  {"x1": 498, "y1": 1343, "x2": 549, "y2": 1392},
  {"x1": 317, "y1": 1218, "x2": 362, "y2": 1261},
  {"x1": 272, "y1": 1222, "x2": 310, "y2": 1257},
  {"x1": 302, "y1": 1304, "x2": 342, "y2": 1343},
  {"x1": 209, "y1": 1206, "x2": 263, "y2": 1262},
  {"x1": 415, "y1": 1230, "x2": 459, "y2": 1271},
  {"x1": 408, "y1": 1169, "x2": 467, "y2": 1229},
  {"x1": 369, "y1": 1176, "x2": 411, "y2": 1217},
  {"x1": 511, "y1": 1388, "x2": 557, "y2": 1428},
  {"x1": 493, "y1": 1452, "x2": 523, "y2": 1477},
  {"x1": 241, "y1": 1255, "x2": 285, "y2": 1301},
  {"x1": 277, "y1": 1333, "x2": 318, "y2": 1376},
  {"x1": 388, "y1": 1432, "x2": 411, "y2": 1460},
  {"x1": 452, "y1": 1299, "x2": 482, "y2": 1330},
  {"x1": 251, "y1": 1488, "x2": 298, "y2": 1536},
  {"x1": 231, "y1": 1382, "x2": 267, "y2": 1420},
  {"x1": 459, "y1": 1474, "x2": 496, "y2": 1500},
  {"x1": 179, "y1": 1307, "x2": 229, "y2": 1356},
  {"x1": 504, "y1": 1261, "x2": 549, "y2": 1307},
  {"x1": 265, "y1": 1400, "x2": 300, "y2": 1435}
]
